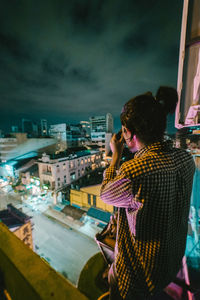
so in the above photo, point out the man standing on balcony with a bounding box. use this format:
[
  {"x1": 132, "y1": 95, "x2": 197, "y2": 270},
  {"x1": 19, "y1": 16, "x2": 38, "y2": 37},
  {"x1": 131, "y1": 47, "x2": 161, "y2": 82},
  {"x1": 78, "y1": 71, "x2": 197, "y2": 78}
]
[{"x1": 100, "y1": 87, "x2": 195, "y2": 300}]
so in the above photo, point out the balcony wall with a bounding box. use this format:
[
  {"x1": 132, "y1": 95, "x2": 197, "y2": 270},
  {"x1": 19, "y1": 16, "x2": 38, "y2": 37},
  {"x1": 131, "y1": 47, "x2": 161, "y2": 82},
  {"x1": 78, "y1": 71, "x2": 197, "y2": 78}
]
[{"x1": 0, "y1": 222, "x2": 88, "y2": 300}]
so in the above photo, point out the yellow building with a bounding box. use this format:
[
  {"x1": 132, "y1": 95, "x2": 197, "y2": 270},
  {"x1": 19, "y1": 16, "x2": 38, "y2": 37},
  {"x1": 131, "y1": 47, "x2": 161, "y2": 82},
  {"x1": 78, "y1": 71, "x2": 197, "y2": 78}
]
[{"x1": 70, "y1": 184, "x2": 114, "y2": 213}]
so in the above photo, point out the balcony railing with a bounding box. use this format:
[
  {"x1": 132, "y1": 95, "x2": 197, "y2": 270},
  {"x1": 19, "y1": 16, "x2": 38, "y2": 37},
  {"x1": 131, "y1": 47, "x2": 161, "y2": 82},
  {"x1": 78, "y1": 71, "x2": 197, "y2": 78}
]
[{"x1": 0, "y1": 222, "x2": 88, "y2": 300}]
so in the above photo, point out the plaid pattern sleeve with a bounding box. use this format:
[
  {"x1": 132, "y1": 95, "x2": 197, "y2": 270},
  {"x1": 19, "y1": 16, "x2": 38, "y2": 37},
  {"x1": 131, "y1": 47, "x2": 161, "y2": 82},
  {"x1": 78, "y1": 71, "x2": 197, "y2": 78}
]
[{"x1": 100, "y1": 165, "x2": 134, "y2": 208}]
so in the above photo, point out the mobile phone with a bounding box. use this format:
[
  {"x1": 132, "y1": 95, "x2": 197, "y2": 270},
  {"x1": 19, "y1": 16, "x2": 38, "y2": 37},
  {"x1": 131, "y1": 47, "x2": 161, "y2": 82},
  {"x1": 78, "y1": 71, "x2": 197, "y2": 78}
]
[
  {"x1": 116, "y1": 129, "x2": 122, "y2": 140},
  {"x1": 116, "y1": 129, "x2": 125, "y2": 142}
]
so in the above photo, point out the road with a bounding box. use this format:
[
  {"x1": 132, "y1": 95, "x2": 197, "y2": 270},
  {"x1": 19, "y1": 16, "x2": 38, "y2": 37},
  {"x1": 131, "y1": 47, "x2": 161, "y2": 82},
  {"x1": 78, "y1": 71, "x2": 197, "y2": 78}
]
[{"x1": 0, "y1": 189, "x2": 99, "y2": 285}]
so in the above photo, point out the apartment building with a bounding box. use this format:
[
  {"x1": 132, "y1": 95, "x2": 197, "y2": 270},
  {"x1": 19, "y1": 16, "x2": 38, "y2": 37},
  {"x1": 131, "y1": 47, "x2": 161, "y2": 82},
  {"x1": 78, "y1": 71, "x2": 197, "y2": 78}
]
[{"x1": 37, "y1": 149, "x2": 101, "y2": 191}]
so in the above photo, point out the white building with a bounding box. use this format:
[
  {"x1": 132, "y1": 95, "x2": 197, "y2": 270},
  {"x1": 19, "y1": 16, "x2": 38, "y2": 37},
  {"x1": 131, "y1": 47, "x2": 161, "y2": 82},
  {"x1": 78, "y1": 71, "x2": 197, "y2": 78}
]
[
  {"x1": 90, "y1": 132, "x2": 112, "y2": 155},
  {"x1": 37, "y1": 149, "x2": 101, "y2": 191},
  {"x1": 89, "y1": 113, "x2": 113, "y2": 134},
  {"x1": 89, "y1": 113, "x2": 113, "y2": 155},
  {"x1": 49, "y1": 123, "x2": 86, "y2": 150},
  {"x1": 49, "y1": 123, "x2": 67, "y2": 152}
]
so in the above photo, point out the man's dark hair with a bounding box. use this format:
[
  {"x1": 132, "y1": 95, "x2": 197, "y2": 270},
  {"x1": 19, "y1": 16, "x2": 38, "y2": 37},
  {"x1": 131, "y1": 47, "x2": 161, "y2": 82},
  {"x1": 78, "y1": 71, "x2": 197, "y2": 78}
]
[{"x1": 120, "y1": 86, "x2": 178, "y2": 145}]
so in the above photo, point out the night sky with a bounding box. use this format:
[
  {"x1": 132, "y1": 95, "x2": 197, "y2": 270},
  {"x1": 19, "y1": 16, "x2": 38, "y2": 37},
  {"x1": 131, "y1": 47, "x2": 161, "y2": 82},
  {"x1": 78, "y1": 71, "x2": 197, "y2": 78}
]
[{"x1": 0, "y1": 0, "x2": 183, "y2": 133}]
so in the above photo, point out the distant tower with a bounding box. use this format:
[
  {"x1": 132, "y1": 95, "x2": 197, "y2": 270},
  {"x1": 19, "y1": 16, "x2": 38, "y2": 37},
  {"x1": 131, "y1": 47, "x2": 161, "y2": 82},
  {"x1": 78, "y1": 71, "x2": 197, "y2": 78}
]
[
  {"x1": 80, "y1": 121, "x2": 91, "y2": 137},
  {"x1": 89, "y1": 113, "x2": 114, "y2": 154},
  {"x1": 41, "y1": 119, "x2": 48, "y2": 136},
  {"x1": 106, "y1": 113, "x2": 114, "y2": 133},
  {"x1": 89, "y1": 113, "x2": 113, "y2": 134},
  {"x1": 22, "y1": 119, "x2": 38, "y2": 137},
  {"x1": 22, "y1": 119, "x2": 33, "y2": 136}
]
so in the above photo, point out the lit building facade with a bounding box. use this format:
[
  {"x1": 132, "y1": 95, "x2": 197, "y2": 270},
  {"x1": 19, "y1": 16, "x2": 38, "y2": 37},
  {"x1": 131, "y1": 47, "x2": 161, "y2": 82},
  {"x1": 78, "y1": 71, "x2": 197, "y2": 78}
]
[
  {"x1": 37, "y1": 150, "x2": 101, "y2": 191},
  {"x1": 49, "y1": 123, "x2": 67, "y2": 152},
  {"x1": 70, "y1": 184, "x2": 114, "y2": 213},
  {"x1": 90, "y1": 132, "x2": 112, "y2": 155},
  {"x1": 89, "y1": 113, "x2": 113, "y2": 133},
  {"x1": 66, "y1": 124, "x2": 84, "y2": 148},
  {"x1": 80, "y1": 121, "x2": 91, "y2": 137},
  {"x1": 89, "y1": 113, "x2": 113, "y2": 155}
]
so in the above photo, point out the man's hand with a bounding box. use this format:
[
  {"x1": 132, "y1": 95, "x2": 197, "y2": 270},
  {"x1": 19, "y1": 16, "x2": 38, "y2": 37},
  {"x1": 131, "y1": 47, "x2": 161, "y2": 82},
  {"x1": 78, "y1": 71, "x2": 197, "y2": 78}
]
[{"x1": 110, "y1": 131, "x2": 124, "y2": 168}]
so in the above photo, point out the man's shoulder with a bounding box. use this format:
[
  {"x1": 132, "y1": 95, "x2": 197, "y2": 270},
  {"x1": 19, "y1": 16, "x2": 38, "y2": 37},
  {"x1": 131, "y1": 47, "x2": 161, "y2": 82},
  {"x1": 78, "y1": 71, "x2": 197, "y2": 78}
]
[
  {"x1": 120, "y1": 155, "x2": 150, "y2": 177},
  {"x1": 172, "y1": 147, "x2": 194, "y2": 161}
]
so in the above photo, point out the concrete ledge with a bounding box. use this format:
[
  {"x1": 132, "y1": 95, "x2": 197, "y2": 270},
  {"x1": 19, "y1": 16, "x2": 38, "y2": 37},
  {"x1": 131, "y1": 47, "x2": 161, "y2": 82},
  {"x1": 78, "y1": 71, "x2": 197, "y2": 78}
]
[
  {"x1": 78, "y1": 252, "x2": 108, "y2": 300},
  {"x1": 0, "y1": 222, "x2": 88, "y2": 300}
]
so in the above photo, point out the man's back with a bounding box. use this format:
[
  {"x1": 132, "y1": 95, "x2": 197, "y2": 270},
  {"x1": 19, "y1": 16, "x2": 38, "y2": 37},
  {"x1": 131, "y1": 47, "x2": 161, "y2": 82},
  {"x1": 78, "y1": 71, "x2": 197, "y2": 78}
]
[
  {"x1": 101, "y1": 141, "x2": 195, "y2": 298},
  {"x1": 118, "y1": 143, "x2": 195, "y2": 298}
]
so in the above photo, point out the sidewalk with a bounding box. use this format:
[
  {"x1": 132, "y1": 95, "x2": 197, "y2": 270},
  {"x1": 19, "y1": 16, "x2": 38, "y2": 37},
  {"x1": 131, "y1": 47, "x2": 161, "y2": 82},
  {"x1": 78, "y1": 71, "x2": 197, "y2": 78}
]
[{"x1": 43, "y1": 206, "x2": 101, "y2": 239}]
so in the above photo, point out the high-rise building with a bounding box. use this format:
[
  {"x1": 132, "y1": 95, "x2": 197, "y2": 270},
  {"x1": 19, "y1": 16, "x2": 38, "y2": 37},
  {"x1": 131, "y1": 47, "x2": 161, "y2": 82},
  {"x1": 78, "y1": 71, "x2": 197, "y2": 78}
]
[
  {"x1": 80, "y1": 121, "x2": 91, "y2": 137},
  {"x1": 49, "y1": 123, "x2": 87, "y2": 151},
  {"x1": 22, "y1": 119, "x2": 38, "y2": 137},
  {"x1": 49, "y1": 123, "x2": 67, "y2": 152},
  {"x1": 66, "y1": 124, "x2": 85, "y2": 148},
  {"x1": 40, "y1": 119, "x2": 48, "y2": 136},
  {"x1": 89, "y1": 113, "x2": 113, "y2": 154},
  {"x1": 90, "y1": 132, "x2": 112, "y2": 155},
  {"x1": 11, "y1": 126, "x2": 19, "y2": 133},
  {"x1": 89, "y1": 113, "x2": 113, "y2": 133}
]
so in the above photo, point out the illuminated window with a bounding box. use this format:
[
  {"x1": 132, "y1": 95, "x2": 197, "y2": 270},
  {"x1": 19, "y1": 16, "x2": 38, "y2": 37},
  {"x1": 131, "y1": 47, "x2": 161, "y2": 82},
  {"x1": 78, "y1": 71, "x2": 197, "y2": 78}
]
[
  {"x1": 70, "y1": 172, "x2": 76, "y2": 181},
  {"x1": 81, "y1": 159, "x2": 84, "y2": 165}
]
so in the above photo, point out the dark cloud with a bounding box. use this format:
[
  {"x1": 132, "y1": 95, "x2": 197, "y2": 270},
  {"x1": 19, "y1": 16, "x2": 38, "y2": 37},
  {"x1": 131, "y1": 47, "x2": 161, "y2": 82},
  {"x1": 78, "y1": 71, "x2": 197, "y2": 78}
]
[
  {"x1": 0, "y1": 0, "x2": 183, "y2": 133},
  {"x1": 0, "y1": 32, "x2": 30, "y2": 61}
]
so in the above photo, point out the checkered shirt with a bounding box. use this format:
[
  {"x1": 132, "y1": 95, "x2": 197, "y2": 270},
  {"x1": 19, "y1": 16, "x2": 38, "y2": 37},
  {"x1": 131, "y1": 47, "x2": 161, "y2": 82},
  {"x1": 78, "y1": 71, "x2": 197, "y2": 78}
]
[{"x1": 100, "y1": 141, "x2": 195, "y2": 299}]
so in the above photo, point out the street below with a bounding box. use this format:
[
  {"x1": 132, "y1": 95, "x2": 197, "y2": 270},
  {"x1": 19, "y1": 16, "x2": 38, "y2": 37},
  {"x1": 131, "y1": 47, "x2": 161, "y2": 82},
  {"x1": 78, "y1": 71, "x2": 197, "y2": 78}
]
[{"x1": 0, "y1": 189, "x2": 99, "y2": 285}]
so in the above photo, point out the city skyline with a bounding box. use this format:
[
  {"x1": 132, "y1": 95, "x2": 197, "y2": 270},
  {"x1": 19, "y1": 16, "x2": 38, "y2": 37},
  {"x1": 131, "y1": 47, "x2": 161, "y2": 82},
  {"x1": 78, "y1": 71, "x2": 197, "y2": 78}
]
[{"x1": 0, "y1": 0, "x2": 183, "y2": 133}]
